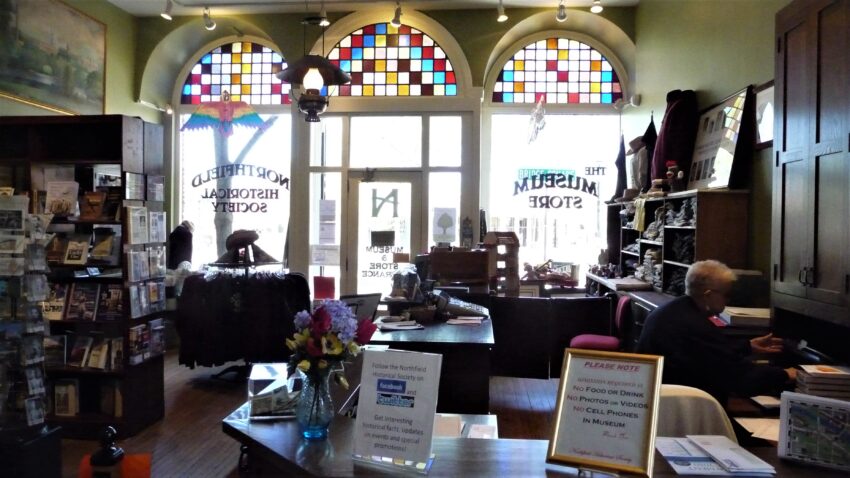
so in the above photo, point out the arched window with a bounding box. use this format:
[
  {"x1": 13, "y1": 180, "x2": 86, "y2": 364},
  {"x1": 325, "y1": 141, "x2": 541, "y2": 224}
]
[
  {"x1": 326, "y1": 22, "x2": 457, "y2": 96},
  {"x1": 492, "y1": 37, "x2": 622, "y2": 104},
  {"x1": 179, "y1": 41, "x2": 291, "y2": 105}
]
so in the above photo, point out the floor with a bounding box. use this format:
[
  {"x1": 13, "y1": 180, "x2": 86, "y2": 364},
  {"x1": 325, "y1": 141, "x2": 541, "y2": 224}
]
[{"x1": 61, "y1": 351, "x2": 561, "y2": 477}]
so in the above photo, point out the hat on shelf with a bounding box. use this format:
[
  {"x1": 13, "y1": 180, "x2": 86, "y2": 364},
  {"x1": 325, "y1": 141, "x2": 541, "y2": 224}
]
[{"x1": 626, "y1": 136, "x2": 645, "y2": 155}]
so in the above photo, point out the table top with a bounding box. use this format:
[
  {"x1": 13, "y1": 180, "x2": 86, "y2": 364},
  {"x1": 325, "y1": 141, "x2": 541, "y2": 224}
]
[
  {"x1": 370, "y1": 319, "x2": 494, "y2": 347},
  {"x1": 222, "y1": 407, "x2": 843, "y2": 477}
]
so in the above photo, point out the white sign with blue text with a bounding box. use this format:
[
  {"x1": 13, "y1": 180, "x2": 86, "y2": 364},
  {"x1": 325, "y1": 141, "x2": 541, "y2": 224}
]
[{"x1": 353, "y1": 349, "x2": 442, "y2": 463}]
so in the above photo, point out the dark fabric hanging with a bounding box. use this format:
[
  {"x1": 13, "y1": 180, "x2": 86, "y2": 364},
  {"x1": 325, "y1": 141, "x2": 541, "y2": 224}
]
[
  {"x1": 610, "y1": 135, "x2": 627, "y2": 201},
  {"x1": 651, "y1": 89, "x2": 698, "y2": 181},
  {"x1": 479, "y1": 209, "x2": 488, "y2": 243},
  {"x1": 641, "y1": 116, "x2": 658, "y2": 192},
  {"x1": 175, "y1": 271, "x2": 311, "y2": 368}
]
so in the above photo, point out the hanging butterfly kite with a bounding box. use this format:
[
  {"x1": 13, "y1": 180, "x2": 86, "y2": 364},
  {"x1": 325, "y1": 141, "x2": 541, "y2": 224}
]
[{"x1": 180, "y1": 91, "x2": 267, "y2": 137}]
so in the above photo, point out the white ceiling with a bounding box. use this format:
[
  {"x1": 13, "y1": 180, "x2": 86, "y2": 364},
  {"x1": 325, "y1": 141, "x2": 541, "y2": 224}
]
[{"x1": 108, "y1": 0, "x2": 639, "y2": 17}]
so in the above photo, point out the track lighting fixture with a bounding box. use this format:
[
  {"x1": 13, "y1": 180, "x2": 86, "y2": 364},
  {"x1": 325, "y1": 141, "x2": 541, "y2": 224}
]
[
  {"x1": 590, "y1": 0, "x2": 603, "y2": 14},
  {"x1": 497, "y1": 0, "x2": 508, "y2": 23},
  {"x1": 391, "y1": 1, "x2": 402, "y2": 28},
  {"x1": 160, "y1": 0, "x2": 173, "y2": 20},
  {"x1": 203, "y1": 6, "x2": 216, "y2": 30},
  {"x1": 555, "y1": 0, "x2": 567, "y2": 22}
]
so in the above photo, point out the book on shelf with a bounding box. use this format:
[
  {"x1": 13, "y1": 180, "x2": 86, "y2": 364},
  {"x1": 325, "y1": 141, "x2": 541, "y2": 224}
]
[
  {"x1": 126, "y1": 206, "x2": 149, "y2": 245},
  {"x1": 149, "y1": 318, "x2": 165, "y2": 356},
  {"x1": 97, "y1": 186, "x2": 123, "y2": 221},
  {"x1": 86, "y1": 339, "x2": 110, "y2": 370},
  {"x1": 126, "y1": 250, "x2": 150, "y2": 283},
  {"x1": 0, "y1": 234, "x2": 25, "y2": 254},
  {"x1": 148, "y1": 211, "x2": 167, "y2": 243},
  {"x1": 148, "y1": 281, "x2": 165, "y2": 313},
  {"x1": 798, "y1": 364, "x2": 850, "y2": 380},
  {"x1": 25, "y1": 396, "x2": 45, "y2": 426},
  {"x1": 53, "y1": 379, "x2": 79, "y2": 417},
  {"x1": 43, "y1": 335, "x2": 67, "y2": 367},
  {"x1": 67, "y1": 335, "x2": 93, "y2": 367},
  {"x1": 20, "y1": 335, "x2": 44, "y2": 366},
  {"x1": 63, "y1": 233, "x2": 91, "y2": 265},
  {"x1": 45, "y1": 233, "x2": 69, "y2": 263},
  {"x1": 25, "y1": 366, "x2": 46, "y2": 395},
  {"x1": 95, "y1": 284, "x2": 124, "y2": 321},
  {"x1": 41, "y1": 282, "x2": 70, "y2": 320},
  {"x1": 128, "y1": 283, "x2": 148, "y2": 318},
  {"x1": 89, "y1": 226, "x2": 119, "y2": 264},
  {"x1": 45, "y1": 181, "x2": 79, "y2": 217},
  {"x1": 148, "y1": 245, "x2": 166, "y2": 278},
  {"x1": 128, "y1": 324, "x2": 148, "y2": 365},
  {"x1": 78, "y1": 191, "x2": 106, "y2": 221},
  {"x1": 109, "y1": 337, "x2": 124, "y2": 371},
  {"x1": 64, "y1": 282, "x2": 100, "y2": 321}
]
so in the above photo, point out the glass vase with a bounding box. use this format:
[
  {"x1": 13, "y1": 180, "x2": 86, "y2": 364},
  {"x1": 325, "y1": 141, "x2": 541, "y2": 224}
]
[{"x1": 296, "y1": 368, "x2": 334, "y2": 440}]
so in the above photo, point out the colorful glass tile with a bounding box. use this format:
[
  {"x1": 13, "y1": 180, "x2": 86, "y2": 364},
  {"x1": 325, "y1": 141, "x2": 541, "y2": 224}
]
[
  {"x1": 326, "y1": 23, "x2": 457, "y2": 97},
  {"x1": 492, "y1": 37, "x2": 623, "y2": 104},
  {"x1": 180, "y1": 41, "x2": 290, "y2": 105}
]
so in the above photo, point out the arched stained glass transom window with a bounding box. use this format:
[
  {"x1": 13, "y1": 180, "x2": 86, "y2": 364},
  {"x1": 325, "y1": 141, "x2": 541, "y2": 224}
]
[
  {"x1": 492, "y1": 37, "x2": 622, "y2": 104},
  {"x1": 326, "y1": 23, "x2": 457, "y2": 97},
  {"x1": 180, "y1": 41, "x2": 291, "y2": 105}
]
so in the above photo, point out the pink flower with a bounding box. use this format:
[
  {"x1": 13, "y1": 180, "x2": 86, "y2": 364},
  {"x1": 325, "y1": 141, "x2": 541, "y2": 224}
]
[
  {"x1": 355, "y1": 319, "x2": 377, "y2": 345},
  {"x1": 306, "y1": 336, "x2": 324, "y2": 357},
  {"x1": 310, "y1": 306, "x2": 332, "y2": 335}
]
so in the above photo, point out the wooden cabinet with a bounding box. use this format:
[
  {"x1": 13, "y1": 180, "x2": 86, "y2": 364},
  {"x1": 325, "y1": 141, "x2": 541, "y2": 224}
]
[
  {"x1": 0, "y1": 115, "x2": 166, "y2": 438},
  {"x1": 773, "y1": 0, "x2": 850, "y2": 325},
  {"x1": 604, "y1": 190, "x2": 749, "y2": 296}
]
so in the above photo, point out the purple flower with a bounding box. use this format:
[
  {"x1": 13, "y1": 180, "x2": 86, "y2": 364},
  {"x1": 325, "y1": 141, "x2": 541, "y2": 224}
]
[{"x1": 294, "y1": 310, "x2": 311, "y2": 329}]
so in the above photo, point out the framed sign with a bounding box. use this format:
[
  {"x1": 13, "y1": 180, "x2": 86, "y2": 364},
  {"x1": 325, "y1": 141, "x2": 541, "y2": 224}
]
[
  {"x1": 687, "y1": 86, "x2": 755, "y2": 190},
  {"x1": 548, "y1": 349, "x2": 664, "y2": 477},
  {"x1": 0, "y1": 0, "x2": 106, "y2": 114}
]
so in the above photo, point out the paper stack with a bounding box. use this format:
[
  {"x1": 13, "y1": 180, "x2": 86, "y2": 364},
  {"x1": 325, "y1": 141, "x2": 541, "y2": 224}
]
[
  {"x1": 796, "y1": 364, "x2": 850, "y2": 400},
  {"x1": 446, "y1": 316, "x2": 483, "y2": 326},
  {"x1": 718, "y1": 307, "x2": 771, "y2": 327},
  {"x1": 374, "y1": 316, "x2": 424, "y2": 331},
  {"x1": 656, "y1": 435, "x2": 775, "y2": 476}
]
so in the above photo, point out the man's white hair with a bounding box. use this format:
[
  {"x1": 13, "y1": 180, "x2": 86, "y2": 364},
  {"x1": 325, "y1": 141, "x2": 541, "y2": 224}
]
[{"x1": 685, "y1": 260, "x2": 736, "y2": 297}]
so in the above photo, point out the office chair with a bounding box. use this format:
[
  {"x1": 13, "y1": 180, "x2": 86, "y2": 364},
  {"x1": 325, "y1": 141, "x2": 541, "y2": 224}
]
[
  {"x1": 568, "y1": 294, "x2": 629, "y2": 351},
  {"x1": 656, "y1": 384, "x2": 738, "y2": 442}
]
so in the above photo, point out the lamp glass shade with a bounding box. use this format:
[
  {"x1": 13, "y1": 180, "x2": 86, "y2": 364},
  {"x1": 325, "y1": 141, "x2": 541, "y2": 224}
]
[{"x1": 303, "y1": 68, "x2": 324, "y2": 91}]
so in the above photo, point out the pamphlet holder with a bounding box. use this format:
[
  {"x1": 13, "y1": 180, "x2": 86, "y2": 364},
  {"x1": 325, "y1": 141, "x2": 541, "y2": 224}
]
[{"x1": 351, "y1": 453, "x2": 435, "y2": 475}]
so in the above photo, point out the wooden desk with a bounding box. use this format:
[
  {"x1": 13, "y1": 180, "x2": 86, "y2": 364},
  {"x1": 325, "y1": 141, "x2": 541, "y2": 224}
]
[
  {"x1": 222, "y1": 407, "x2": 845, "y2": 477},
  {"x1": 369, "y1": 320, "x2": 494, "y2": 414}
]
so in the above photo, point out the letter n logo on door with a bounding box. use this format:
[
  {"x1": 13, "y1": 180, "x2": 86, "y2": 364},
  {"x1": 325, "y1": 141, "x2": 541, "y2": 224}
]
[{"x1": 372, "y1": 188, "x2": 399, "y2": 218}]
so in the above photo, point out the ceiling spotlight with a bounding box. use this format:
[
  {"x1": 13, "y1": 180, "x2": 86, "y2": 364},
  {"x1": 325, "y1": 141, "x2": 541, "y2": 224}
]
[
  {"x1": 497, "y1": 0, "x2": 508, "y2": 22},
  {"x1": 160, "y1": 0, "x2": 173, "y2": 20},
  {"x1": 556, "y1": 0, "x2": 567, "y2": 22},
  {"x1": 319, "y1": 5, "x2": 330, "y2": 27},
  {"x1": 590, "y1": 0, "x2": 603, "y2": 14},
  {"x1": 391, "y1": 1, "x2": 402, "y2": 28},
  {"x1": 203, "y1": 6, "x2": 216, "y2": 30}
]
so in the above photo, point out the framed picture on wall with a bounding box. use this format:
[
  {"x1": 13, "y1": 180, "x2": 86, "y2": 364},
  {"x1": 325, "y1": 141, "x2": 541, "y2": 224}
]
[
  {"x1": 687, "y1": 85, "x2": 755, "y2": 190},
  {"x1": 754, "y1": 81, "x2": 774, "y2": 150},
  {"x1": 0, "y1": 0, "x2": 106, "y2": 114}
]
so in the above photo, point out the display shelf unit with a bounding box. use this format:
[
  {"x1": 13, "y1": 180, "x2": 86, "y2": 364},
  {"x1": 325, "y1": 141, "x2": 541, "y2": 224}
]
[
  {"x1": 600, "y1": 189, "x2": 749, "y2": 296},
  {"x1": 0, "y1": 115, "x2": 166, "y2": 439}
]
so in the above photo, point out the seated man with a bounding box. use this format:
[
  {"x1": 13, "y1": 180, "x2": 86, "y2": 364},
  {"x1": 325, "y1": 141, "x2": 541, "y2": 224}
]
[{"x1": 636, "y1": 260, "x2": 795, "y2": 405}]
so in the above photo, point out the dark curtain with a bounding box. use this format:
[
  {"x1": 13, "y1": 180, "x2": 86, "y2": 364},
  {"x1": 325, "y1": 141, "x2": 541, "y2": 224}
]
[
  {"x1": 641, "y1": 116, "x2": 658, "y2": 192},
  {"x1": 610, "y1": 135, "x2": 627, "y2": 201}
]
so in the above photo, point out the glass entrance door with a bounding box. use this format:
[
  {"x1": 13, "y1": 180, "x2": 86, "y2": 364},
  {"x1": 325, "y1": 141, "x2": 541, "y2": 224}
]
[{"x1": 345, "y1": 173, "x2": 422, "y2": 295}]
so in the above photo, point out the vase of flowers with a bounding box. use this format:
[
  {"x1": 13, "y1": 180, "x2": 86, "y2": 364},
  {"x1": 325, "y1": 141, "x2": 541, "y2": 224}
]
[{"x1": 287, "y1": 299, "x2": 377, "y2": 440}]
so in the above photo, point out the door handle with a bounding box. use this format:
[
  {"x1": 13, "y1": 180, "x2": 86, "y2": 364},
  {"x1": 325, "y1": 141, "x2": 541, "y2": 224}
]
[
  {"x1": 806, "y1": 267, "x2": 815, "y2": 287},
  {"x1": 799, "y1": 268, "x2": 806, "y2": 285}
]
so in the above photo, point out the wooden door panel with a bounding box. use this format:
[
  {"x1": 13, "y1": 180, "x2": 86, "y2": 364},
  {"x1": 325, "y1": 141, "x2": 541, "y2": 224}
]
[
  {"x1": 814, "y1": 1, "x2": 848, "y2": 146},
  {"x1": 809, "y1": 152, "x2": 849, "y2": 305},
  {"x1": 774, "y1": 160, "x2": 809, "y2": 298},
  {"x1": 779, "y1": 20, "x2": 809, "y2": 156}
]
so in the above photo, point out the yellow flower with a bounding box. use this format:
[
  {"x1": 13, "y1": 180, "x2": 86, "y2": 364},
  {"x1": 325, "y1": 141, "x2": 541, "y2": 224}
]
[
  {"x1": 297, "y1": 360, "x2": 311, "y2": 372},
  {"x1": 285, "y1": 338, "x2": 298, "y2": 350},
  {"x1": 318, "y1": 359, "x2": 329, "y2": 370},
  {"x1": 347, "y1": 342, "x2": 360, "y2": 355},
  {"x1": 322, "y1": 334, "x2": 344, "y2": 355}
]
